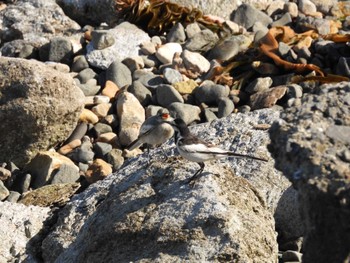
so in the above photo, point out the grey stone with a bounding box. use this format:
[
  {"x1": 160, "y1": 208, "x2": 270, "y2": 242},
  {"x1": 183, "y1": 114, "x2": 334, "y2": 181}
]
[
  {"x1": 135, "y1": 72, "x2": 165, "y2": 91},
  {"x1": 93, "y1": 142, "x2": 113, "y2": 158},
  {"x1": 86, "y1": 22, "x2": 150, "y2": 70},
  {"x1": 128, "y1": 80, "x2": 152, "y2": 106},
  {"x1": 245, "y1": 77, "x2": 273, "y2": 94},
  {"x1": 122, "y1": 56, "x2": 145, "y2": 72},
  {"x1": 0, "y1": 0, "x2": 80, "y2": 47},
  {"x1": 77, "y1": 79, "x2": 101, "y2": 96},
  {"x1": 13, "y1": 173, "x2": 32, "y2": 194},
  {"x1": 168, "y1": 102, "x2": 201, "y2": 125},
  {"x1": 0, "y1": 202, "x2": 50, "y2": 263},
  {"x1": 194, "y1": 81, "x2": 230, "y2": 105},
  {"x1": 185, "y1": 23, "x2": 201, "y2": 38},
  {"x1": 70, "y1": 148, "x2": 95, "y2": 164},
  {"x1": 50, "y1": 164, "x2": 80, "y2": 184},
  {"x1": 48, "y1": 36, "x2": 73, "y2": 64},
  {"x1": 145, "y1": 105, "x2": 166, "y2": 118},
  {"x1": 279, "y1": 42, "x2": 291, "y2": 57},
  {"x1": 92, "y1": 123, "x2": 113, "y2": 138},
  {"x1": 0, "y1": 180, "x2": 9, "y2": 200},
  {"x1": 269, "y1": 82, "x2": 350, "y2": 263},
  {"x1": 184, "y1": 29, "x2": 219, "y2": 53},
  {"x1": 286, "y1": 84, "x2": 303, "y2": 99},
  {"x1": 91, "y1": 30, "x2": 115, "y2": 50},
  {"x1": 106, "y1": 60, "x2": 132, "y2": 88},
  {"x1": 217, "y1": 97, "x2": 235, "y2": 118},
  {"x1": 232, "y1": 4, "x2": 273, "y2": 29},
  {"x1": 77, "y1": 68, "x2": 97, "y2": 84},
  {"x1": 65, "y1": 122, "x2": 88, "y2": 144},
  {"x1": 6, "y1": 191, "x2": 21, "y2": 203},
  {"x1": 163, "y1": 68, "x2": 183, "y2": 85},
  {"x1": 0, "y1": 57, "x2": 85, "y2": 168},
  {"x1": 207, "y1": 34, "x2": 252, "y2": 61},
  {"x1": 271, "y1": 12, "x2": 292, "y2": 27},
  {"x1": 105, "y1": 149, "x2": 124, "y2": 171},
  {"x1": 204, "y1": 108, "x2": 218, "y2": 122},
  {"x1": 282, "y1": 250, "x2": 303, "y2": 262},
  {"x1": 238, "y1": 105, "x2": 251, "y2": 113},
  {"x1": 71, "y1": 55, "x2": 89, "y2": 72},
  {"x1": 156, "y1": 84, "x2": 184, "y2": 107},
  {"x1": 167, "y1": 22, "x2": 186, "y2": 43},
  {"x1": 336, "y1": 57, "x2": 350, "y2": 77}
]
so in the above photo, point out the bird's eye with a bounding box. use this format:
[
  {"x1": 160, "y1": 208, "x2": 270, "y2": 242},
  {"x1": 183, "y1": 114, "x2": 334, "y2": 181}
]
[{"x1": 162, "y1": 113, "x2": 169, "y2": 119}]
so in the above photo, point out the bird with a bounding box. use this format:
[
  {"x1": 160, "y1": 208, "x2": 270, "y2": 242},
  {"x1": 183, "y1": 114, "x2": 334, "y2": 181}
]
[
  {"x1": 127, "y1": 109, "x2": 175, "y2": 159},
  {"x1": 164, "y1": 118, "x2": 268, "y2": 182}
]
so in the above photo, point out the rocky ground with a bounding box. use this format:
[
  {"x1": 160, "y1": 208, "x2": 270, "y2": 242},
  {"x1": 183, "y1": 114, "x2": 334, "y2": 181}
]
[{"x1": 0, "y1": 0, "x2": 349, "y2": 262}]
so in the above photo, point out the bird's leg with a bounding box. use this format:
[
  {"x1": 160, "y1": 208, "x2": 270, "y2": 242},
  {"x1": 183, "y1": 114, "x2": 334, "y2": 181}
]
[
  {"x1": 186, "y1": 162, "x2": 205, "y2": 184},
  {"x1": 159, "y1": 146, "x2": 168, "y2": 160}
]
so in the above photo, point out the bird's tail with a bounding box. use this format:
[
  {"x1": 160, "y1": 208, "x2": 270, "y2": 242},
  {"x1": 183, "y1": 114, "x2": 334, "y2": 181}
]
[
  {"x1": 227, "y1": 151, "x2": 268, "y2": 162},
  {"x1": 127, "y1": 139, "x2": 143, "y2": 151}
]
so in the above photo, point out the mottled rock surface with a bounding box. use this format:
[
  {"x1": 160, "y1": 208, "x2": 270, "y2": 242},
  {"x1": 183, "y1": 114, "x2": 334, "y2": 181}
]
[
  {"x1": 269, "y1": 82, "x2": 350, "y2": 263},
  {"x1": 0, "y1": 202, "x2": 51, "y2": 262},
  {"x1": 0, "y1": 57, "x2": 85, "y2": 167}
]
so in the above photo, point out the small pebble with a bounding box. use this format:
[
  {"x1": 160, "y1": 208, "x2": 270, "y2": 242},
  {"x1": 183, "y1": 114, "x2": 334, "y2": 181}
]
[
  {"x1": 155, "y1": 42, "x2": 182, "y2": 64},
  {"x1": 163, "y1": 68, "x2": 183, "y2": 84},
  {"x1": 167, "y1": 22, "x2": 186, "y2": 43},
  {"x1": 92, "y1": 103, "x2": 112, "y2": 118},
  {"x1": 85, "y1": 158, "x2": 112, "y2": 184},
  {"x1": 156, "y1": 84, "x2": 184, "y2": 107},
  {"x1": 58, "y1": 139, "x2": 82, "y2": 155},
  {"x1": 102, "y1": 80, "x2": 120, "y2": 99}
]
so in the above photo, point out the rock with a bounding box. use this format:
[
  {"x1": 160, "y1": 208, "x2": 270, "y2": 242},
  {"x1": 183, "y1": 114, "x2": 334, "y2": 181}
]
[
  {"x1": 0, "y1": 0, "x2": 80, "y2": 47},
  {"x1": 48, "y1": 36, "x2": 73, "y2": 64},
  {"x1": 91, "y1": 30, "x2": 115, "y2": 50},
  {"x1": 93, "y1": 142, "x2": 113, "y2": 159},
  {"x1": 185, "y1": 22, "x2": 201, "y2": 38},
  {"x1": 0, "y1": 202, "x2": 50, "y2": 262},
  {"x1": 299, "y1": 0, "x2": 317, "y2": 15},
  {"x1": 101, "y1": 80, "x2": 120, "y2": 99},
  {"x1": 207, "y1": 34, "x2": 252, "y2": 61},
  {"x1": 122, "y1": 56, "x2": 145, "y2": 72},
  {"x1": 77, "y1": 68, "x2": 97, "y2": 84},
  {"x1": 163, "y1": 68, "x2": 183, "y2": 84},
  {"x1": 86, "y1": 22, "x2": 150, "y2": 70},
  {"x1": 184, "y1": 29, "x2": 219, "y2": 52},
  {"x1": 105, "y1": 149, "x2": 124, "y2": 171},
  {"x1": 41, "y1": 109, "x2": 287, "y2": 263},
  {"x1": 0, "y1": 166, "x2": 11, "y2": 181},
  {"x1": 11, "y1": 173, "x2": 32, "y2": 194},
  {"x1": 19, "y1": 183, "x2": 80, "y2": 207},
  {"x1": 58, "y1": 139, "x2": 82, "y2": 155},
  {"x1": 92, "y1": 123, "x2": 113, "y2": 138},
  {"x1": 84, "y1": 158, "x2": 112, "y2": 184},
  {"x1": 64, "y1": 122, "x2": 89, "y2": 144},
  {"x1": 245, "y1": 77, "x2": 273, "y2": 94},
  {"x1": 116, "y1": 92, "x2": 145, "y2": 147},
  {"x1": 80, "y1": 109, "x2": 99, "y2": 124},
  {"x1": 128, "y1": 80, "x2": 152, "y2": 106},
  {"x1": 167, "y1": 22, "x2": 186, "y2": 43},
  {"x1": 173, "y1": 79, "x2": 198, "y2": 94},
  {"x1": 6, "y1": 191, "x2": 21, "y2": 203},
  {"x1": 155, "y1": 42, "x2": 183, "y2": 64},
  {"x1": 0, "y1": 180, "x2": 9, "y2": 200},
  {"x1": 182, "y1": 49, "x2": 210, "y2": 75},
  {"x1": 96, "y1": 132, "x2": 120, "y2": 148},
  {"x1": 249, "y1": 86, "x2": 288, "y2": 110},
  {"x1": 0, "y1": 57, "x2": 85, "y2": 168},
  {"x1": 140, "y1": 41, "x2": 156, "y2": 55},
  {"x1": 106, "y1": 60, "x2": 132, "y2": 88},
  {"x1": 57, "y1": 0, "x2": 117, "y2": 25},
  {"x1": 156, "y1": 84, "x2": 184, "y2": 107},
  {"x1": 168, "y1": 102, "x2": 201, "y2": 125},
  {"x1": 194, "y1": 81, "x2": 230, "y2": 105},
  {"x1": 231, "y1": 4, "x2": 273, "y2": 29},
  {"x1": 26, "y1": 151, "x2": 79, "y2": 189},
  {"x1": 91, "y1": 103, "x2": 112, "y2": 118},
  {"x1": 77, "y1": 78, "x2": 101, "y2": 96},
  {"x1": 71, "y1": 55, "x2": 89, "y2": 72},
  {"x1": 282, "y1": 250, "x2": 303, "y2": 262},
  {"x1": 268, "y1": 82, "x2": 350, "y2": 263},
  {"x1": 217, "y1": 97, "x2": 235, "y2": 118}
]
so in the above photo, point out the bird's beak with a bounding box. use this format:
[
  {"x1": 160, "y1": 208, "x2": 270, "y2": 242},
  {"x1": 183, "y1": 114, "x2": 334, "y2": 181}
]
[{"x1": 161, "y1": 113, "x2": 174, "y2": 122}]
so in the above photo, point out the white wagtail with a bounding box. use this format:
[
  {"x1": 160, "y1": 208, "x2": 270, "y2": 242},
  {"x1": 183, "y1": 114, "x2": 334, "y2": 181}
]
[
  {"x1": 164, "y1": 118, "x2": 268, "y2": 182},
  {"x1": 127, "y1": 109, "x2": 174, "y2": 159}
]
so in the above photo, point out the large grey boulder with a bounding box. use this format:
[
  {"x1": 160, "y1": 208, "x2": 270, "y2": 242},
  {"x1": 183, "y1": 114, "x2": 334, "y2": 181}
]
[
  {"x1": 269, "y1": 82, "x2": 350, "y2": 263},
  {"x1": 0, "y1": 0, "x2": 80, "y2": 51},
  {"x1": 0, "y1": 57, "x2": 85, "y2": 167},
  {"x1": 41, "y1": 109, "x2": 293, "y2": 262},
  {"x1": 0, "y1": 202, "x2": 51, "y2": 262}
]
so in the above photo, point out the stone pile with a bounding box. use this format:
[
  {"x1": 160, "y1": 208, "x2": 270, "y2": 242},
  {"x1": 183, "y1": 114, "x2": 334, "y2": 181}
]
[{"x1": 0, "y1": 0, "x2": 349, "y2": 262}]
